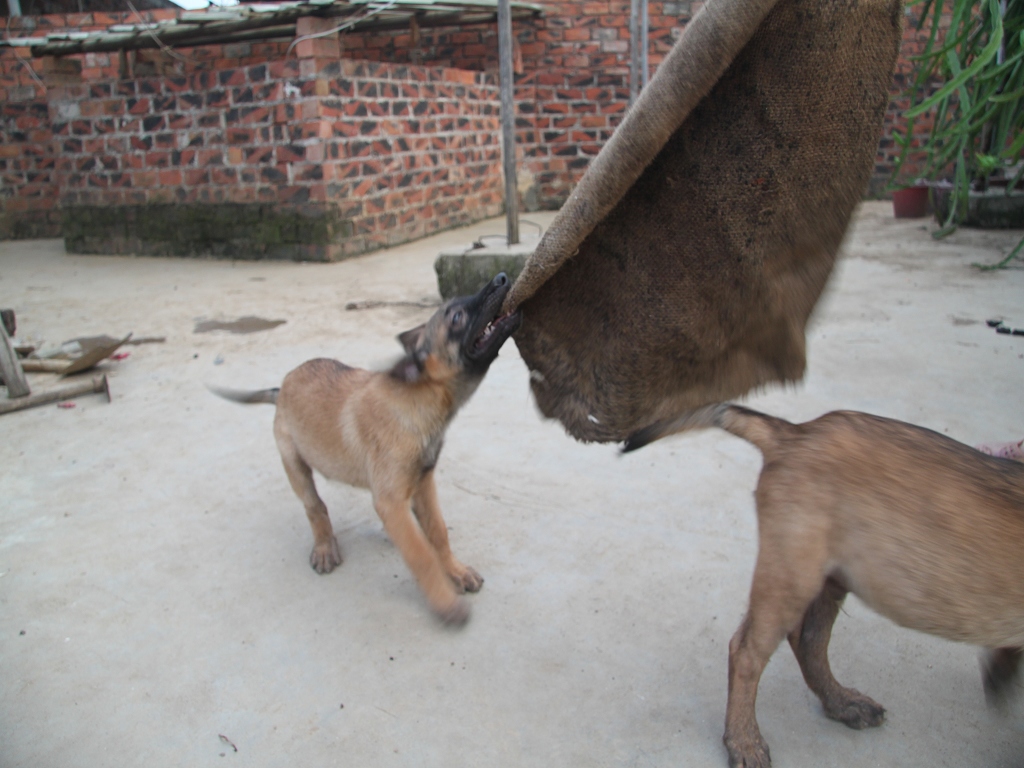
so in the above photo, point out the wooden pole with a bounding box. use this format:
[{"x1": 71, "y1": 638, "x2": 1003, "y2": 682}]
[
  {"x1": 630, "y1": 0, "x2": 649, "y2": 106},
  {"x1": 0, "y1": 375, "x2": 110, "y2": 416},
  {"x1": 497, "y1": 0, "x2": 520, "y2": 245},
  {"x1": 0, "y1": 322, "x2": 30, "y2": 399}
]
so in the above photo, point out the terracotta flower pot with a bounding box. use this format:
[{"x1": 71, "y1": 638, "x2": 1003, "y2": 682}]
[{"x1": 892, "y1": 185, "x2": 930, "y2": 218}]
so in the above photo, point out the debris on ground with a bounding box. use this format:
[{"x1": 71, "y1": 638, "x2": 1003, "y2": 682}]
[
  {"x1": 20, "y1": 360, "x2": 71, "y2": 373},
  {"x1": 193, "y1": 316, "x2": 285, "y2": 334},
  {"x1": 0, "y1": 309, "x2": 132, "y2": 413},
  {"x1": 0, "y1": 375, "x2": 111, "y2": 416},
  {"x1": 59, "y1": 335, "x2": 132, "y2": 376},
  {"x1": 0, "y1": 310, "x2": 30, "y2": 398},
  {"x1": 987, "y1": 319, "x2": 1024, "y2": 337},
  {"x1": 19, "y1": 333, "x2": 136, "y2": 375},
  {"x1": 345, "y1": 299, "x2": 441, "y2": 311}
]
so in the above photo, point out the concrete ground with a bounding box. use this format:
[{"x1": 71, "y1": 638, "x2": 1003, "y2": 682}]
[{"x1": 1, "y1": 202, "x2": 1022, "y2": 768}]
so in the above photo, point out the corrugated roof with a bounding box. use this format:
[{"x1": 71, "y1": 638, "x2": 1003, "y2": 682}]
[{"x1": 1, "y1": 0, "x2": 543, "y2": 56}]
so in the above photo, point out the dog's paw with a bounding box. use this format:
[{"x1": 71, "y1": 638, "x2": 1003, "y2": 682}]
[
  {"x1": 450, "y1": 565, "x2": 484, "y2": 594},
  {"x1": 437, "y1": 596, "x2": 471, "y2": 627},
  {"x1": 724, "y1": 730, "x2": 771, "y2": 768},
  {"x1": 823, "y1": 688, "x2": 886, "y2": 729},
  {"x1": 309, "y1": 538, "x2": 342, "y2": 574},
  {"x1": 982, "y1": 647, "x2": 1022, "y2": 709}
]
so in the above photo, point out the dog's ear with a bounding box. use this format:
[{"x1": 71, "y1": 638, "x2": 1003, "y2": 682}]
[
  {"x1": 396, "y1": 323, "x2": 426, "y2": 355},
  {"x1": 390, "y1": 322, "x2": 429, "y2": 383}
]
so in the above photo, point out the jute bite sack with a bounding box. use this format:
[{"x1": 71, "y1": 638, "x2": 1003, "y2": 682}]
[{"x1": 504, "y1": 0, "x2": 903, "y2": 442}]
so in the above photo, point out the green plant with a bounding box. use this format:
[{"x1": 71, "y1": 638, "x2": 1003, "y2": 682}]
[{"x1": 891, "y1": 0, "x2": 1023, "y2": 266}]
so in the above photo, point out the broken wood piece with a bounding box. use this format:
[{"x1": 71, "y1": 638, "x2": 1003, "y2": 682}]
[
  {"x1": 20, "y1": 359, "x2": 73, "y2": 374},
  {"x1": 0, "y1": 375, "x2": 110, "y2": 416},
  {"x1": 1, "y1": 309, "x2": 14, "y2": 337},
  {"x1": 0, "y1": 321, "x2": 30, "y2": 399},
  {"x1": 61, "y1": 333, "x2": 132, "y2": 376}
]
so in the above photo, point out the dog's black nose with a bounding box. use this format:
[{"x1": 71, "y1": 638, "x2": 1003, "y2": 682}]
[{"x1": 493, "y1": 273, "x2": 508, "y2": 286}]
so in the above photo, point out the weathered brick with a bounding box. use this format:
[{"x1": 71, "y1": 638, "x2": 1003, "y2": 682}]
[{"x1": 0, "y1": 6, "x2": 924, "y2": 252}]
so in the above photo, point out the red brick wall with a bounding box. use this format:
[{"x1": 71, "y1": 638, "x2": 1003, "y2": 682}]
[
  {"x1": 340, "y1": 1, "x2": 691, "y2": 207},
  {"x1": 1, "y1": 10, "x2": 267, "y2": 237},
  {"x1": 2, "y1": 2, "x2": 937, "y2": 247},
  {"x1": 344, "y1": 0, "x2": 934, "y2": 206},
  {"x1": 1, "y1": 12, "x2": 503, "y2": 253},
  {"x1": 876, "y1": 10, "x2": 940, "y2": 191},
  {"x1": 51, "y1": 59, "x2": 501, "y2": 255}
]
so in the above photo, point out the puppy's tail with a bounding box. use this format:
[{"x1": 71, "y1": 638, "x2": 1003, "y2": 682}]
[
  {"x1": 622, "y1": 404, "x2": 792, "y2": 456},
  {"x1": 207, "y1": 384, "x2": 279, "y2": 405}
]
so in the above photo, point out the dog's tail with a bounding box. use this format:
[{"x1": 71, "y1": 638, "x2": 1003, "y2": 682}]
[
  {"x1": 622, "y1": 404, "x2": 792, "y2": 456},
  {"x1": 207, "y1": 384, "x2": 279, "y2": 405}
]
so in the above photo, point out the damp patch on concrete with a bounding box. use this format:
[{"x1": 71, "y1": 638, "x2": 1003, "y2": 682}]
[{"x1": 193, "y1": 316, "x2": 286, "y2": 334}]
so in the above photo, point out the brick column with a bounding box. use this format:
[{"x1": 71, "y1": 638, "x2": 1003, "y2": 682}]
[{"x1": 293, "y1": 17, "x2": 342, "y2": 59}]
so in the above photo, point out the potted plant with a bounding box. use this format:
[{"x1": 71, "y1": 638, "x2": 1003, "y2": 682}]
[{"x1": 890, "y1": 0, "x2": 1023, "y2": 267}]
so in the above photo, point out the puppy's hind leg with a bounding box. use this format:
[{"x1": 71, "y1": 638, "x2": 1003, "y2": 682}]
[
  {"x1": 412, "y1": 469, "x2": 483, "y2": 593},
  {"x1": 787, "y1": 578, "x2": 885, "y2": 729},
  {"x1": 725, "y1": 568, "x2": 825, "y2": 768},
  {"x1": 724, "y1": 504, "x2": 838, "y2": 768},
  {"x1": 275, "y1": 428, "x2": 342, "y2": 574}
]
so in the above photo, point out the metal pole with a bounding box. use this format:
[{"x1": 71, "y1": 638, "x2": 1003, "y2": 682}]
[
  {"x1": 497, "y1": 0, "x2": 519, "y2": 245},
  {"x1": 640, "y1": 0, "x2": 649, "y2": 88},
  {"x1": 629, "y1": 0, "x2": 640, "y2": 106}
]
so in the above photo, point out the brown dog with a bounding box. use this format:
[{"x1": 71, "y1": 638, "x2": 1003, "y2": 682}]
[
  {"x1": 624, "y1": 404, "x2": 1024, "y2": 768},
  {"x1": 212, "y1": 273, "x2": 521, "y2": 625}
]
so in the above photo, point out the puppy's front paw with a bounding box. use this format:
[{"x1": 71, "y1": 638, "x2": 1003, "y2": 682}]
[
  {"x1": 437, "y1": 596, "x2": 471, "y2": 627},
  {"x1": 309, "y1": 537, "x2": 342, "y2": 574},
  {"x1": 823, "y1": 688, "x2": 885, "y2": 729},
  {"x1": 449, "y1": 565, "x2": 484, "y2": 594},
  {"x1": 724, "y1": 730, "x2": 771, "y2": 768}
]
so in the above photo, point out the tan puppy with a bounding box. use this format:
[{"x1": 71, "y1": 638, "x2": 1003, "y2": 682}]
[
  {"x1": 624, "y1": 404, "x2": 1024, "y2": 768},
  {"x1": 213, "y1": 273, "x2": 521, "y2": 625}
]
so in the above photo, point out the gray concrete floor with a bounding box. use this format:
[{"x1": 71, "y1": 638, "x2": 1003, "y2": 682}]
[{"x1": 1, "y1": 203, "x2": 1022, "y2": 768}]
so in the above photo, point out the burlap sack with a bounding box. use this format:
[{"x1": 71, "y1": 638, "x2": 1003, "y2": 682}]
[{"x1": 505, "y1": 0, "x2": 903, "y2": 442}]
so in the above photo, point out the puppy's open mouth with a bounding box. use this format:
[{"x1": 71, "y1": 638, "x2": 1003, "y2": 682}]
[
  {"x1": 473, "y1": 311, "x2": 519, "y2": 352},
  {"x1": 466, "y1": 309, "x2": 521, "y2": 361}
]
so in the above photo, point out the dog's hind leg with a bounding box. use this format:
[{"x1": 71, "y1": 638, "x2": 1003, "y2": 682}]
[
  {"x1": 412, "y1": 470, "x2": 483, "y2": 594},
  {"x1": 787, "y1": 578, "x2": 885, "y2": 729},
  {"x1": 724, "y1": 571, "x2": 824, "y2": 767},
  {"x1": 374, "y1": 487, "x2": 469, "y2": 626},
  {"x1": 275, "y1": 428, "x2": 342, "y2": 574},
  {"x1": 982, "y1": 647, "x2": 1022, "y2": 708},
  {"x1": 724, "y1": 501, "x2": 838, "y2": 768}
]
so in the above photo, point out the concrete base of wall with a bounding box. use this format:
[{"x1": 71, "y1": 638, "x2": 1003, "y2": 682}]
[
  {"x1": 935, "y1": 188, "x2": 1024, "y2": 229},
  {"x1": 0, "y1": 211, "x2": 63, "y2": 240}
]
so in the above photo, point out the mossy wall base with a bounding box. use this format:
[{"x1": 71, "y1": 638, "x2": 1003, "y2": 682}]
[{"x1": 63, "y1": 203, "x2": 355, "y2": 262}]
